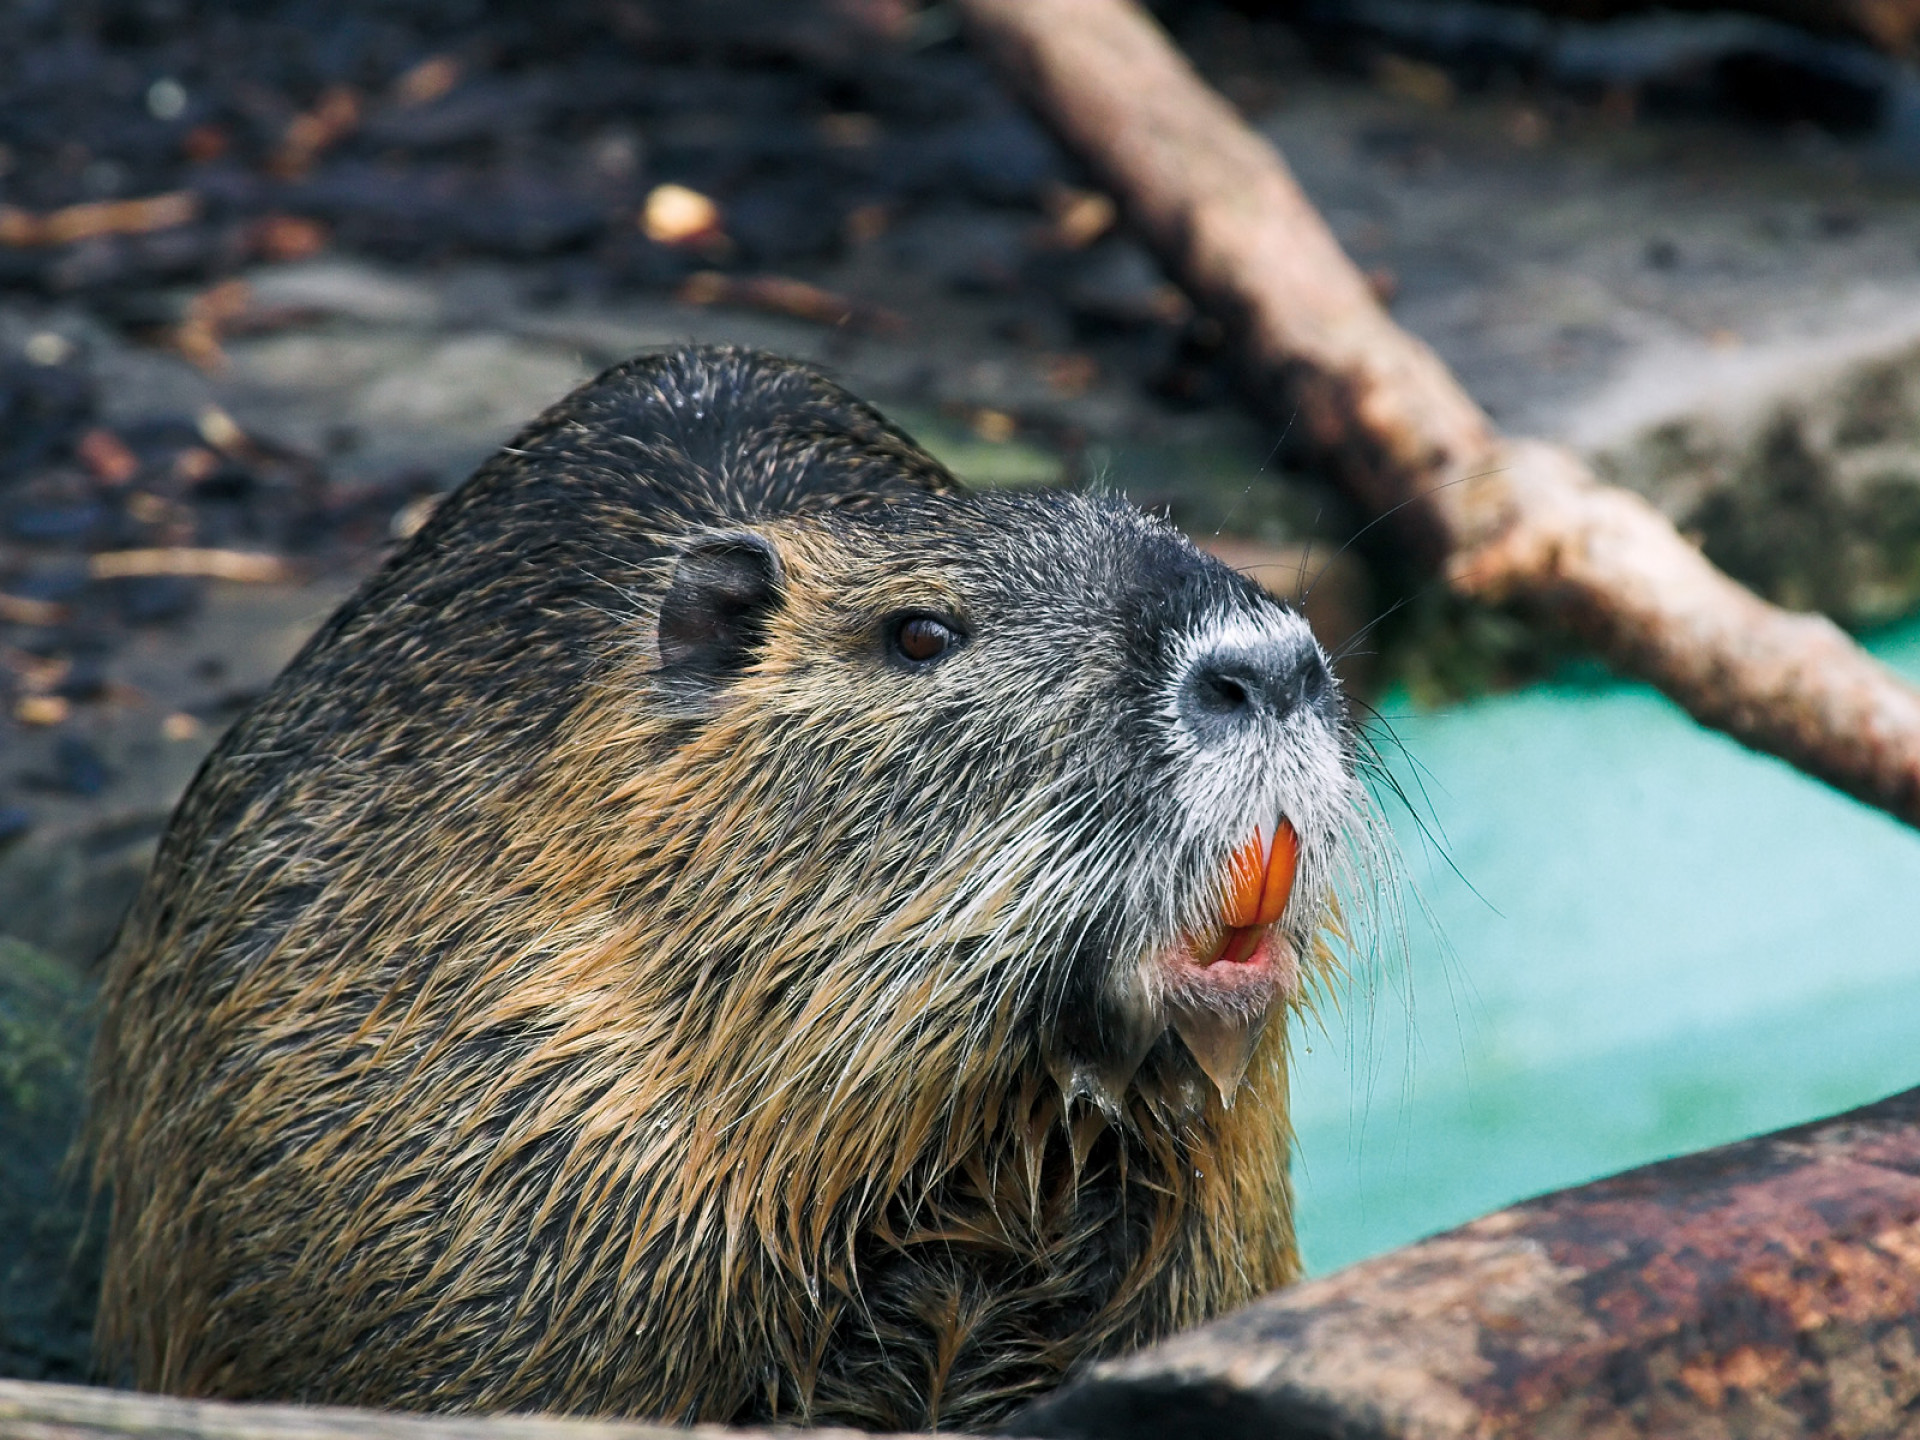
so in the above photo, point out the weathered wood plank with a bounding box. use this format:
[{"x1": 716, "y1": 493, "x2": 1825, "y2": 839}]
[{"x1": 0, "y1": 1379, "x2": 928, "y2": 1440}]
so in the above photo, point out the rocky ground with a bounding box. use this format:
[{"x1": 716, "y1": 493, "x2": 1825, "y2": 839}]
[{"x1": 5, "y1": 0, "x2": 1920, "y2": 1392}]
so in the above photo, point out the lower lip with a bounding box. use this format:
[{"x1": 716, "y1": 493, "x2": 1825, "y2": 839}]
[
  {"x1": 1170, "y1": 924, "x2": 1281, "y2": 984},
  {"x1": 1164, "y1": 923, "x2": 1298, "y2": 1002}
]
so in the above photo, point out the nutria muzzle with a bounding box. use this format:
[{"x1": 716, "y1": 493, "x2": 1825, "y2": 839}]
[{"x1": 1038, "y1": 594, "x2": 1351, "y2": 1116}]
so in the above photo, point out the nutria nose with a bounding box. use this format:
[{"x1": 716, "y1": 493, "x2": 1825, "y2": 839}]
[{"x1": 1179, "y1": 635, "x2": 1331, "y2": 740}]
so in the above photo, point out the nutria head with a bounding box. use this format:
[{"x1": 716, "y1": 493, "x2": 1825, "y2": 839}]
[{"x1": 91, "y1": 347, "x2": 1368, "y2": 1430}]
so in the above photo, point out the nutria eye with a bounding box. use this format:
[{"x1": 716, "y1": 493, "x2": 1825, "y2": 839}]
[{"x1": 890, "y1": 613, "x2": 961, "y2": 666}]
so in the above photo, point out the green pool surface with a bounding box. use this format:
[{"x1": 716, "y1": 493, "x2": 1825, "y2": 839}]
[{"x1": 1290, "y1": 620, "x2": 1920, "y2": 1274}]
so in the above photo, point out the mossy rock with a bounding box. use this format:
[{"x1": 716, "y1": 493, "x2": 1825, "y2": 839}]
[
  {"x1": 1598, "y1": 341, "x2": 1920, "y2": 631},
  {"x1": 0, "y1": 935, "x2": 99, "y2": 1380}
]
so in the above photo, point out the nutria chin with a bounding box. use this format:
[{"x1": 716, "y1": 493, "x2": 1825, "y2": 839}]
[{"x1": 89, "y1": 346, "x2": 1366, "y2": 1431}]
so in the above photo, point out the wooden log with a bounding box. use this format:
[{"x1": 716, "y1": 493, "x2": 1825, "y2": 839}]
[
  {"x1": 0, "y1": 1380, "x2": 931, "y2": 1440},
  {"x1": 1016, "y1": 1085, "x2": 1920, "y2": 1439},
  {"x1": 958, "y1": 0, "x2": 1920, "y2": 831}
]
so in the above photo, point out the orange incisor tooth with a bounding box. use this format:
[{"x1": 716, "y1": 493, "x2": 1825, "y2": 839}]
[{"x1": 1224, "y1": 820, "x2": 1300, "y2": 929}]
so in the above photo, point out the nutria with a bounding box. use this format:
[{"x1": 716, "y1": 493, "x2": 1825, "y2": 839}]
[{"x1": 90, "y1": 346, "x2": 1364, "y2": 1430}]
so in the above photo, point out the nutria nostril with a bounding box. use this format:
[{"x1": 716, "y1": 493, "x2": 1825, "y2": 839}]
[
  {"x1": 1180, "y1": 633, "x2": 1332, "y2": 737},
  {"x1": 1202, "y1": 670, "x2": 1252, "y2": 712}
]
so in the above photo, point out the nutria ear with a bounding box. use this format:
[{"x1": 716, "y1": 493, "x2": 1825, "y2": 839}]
[{"x1": 657, "y1": 533, "x2": 785, "y2": 684}]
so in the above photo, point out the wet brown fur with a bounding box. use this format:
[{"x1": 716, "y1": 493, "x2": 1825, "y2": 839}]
[{"x1": 90, "y1": 348, "x2": 1318, "y2": 1429}]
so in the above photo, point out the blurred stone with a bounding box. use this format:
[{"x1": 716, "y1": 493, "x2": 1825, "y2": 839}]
[
  {"x1": 1596, "y1": 340, "x2": 1920, "y2": 626},
  {"x1": 12, "y1": 696, "x2": 68, "y2": 728},
  {"x1": 1037, "y1": 185, "x2": 1117, "y2": 251},
  {"x1": 642, "y1": 183, "x2": 725, "y2": 248}
]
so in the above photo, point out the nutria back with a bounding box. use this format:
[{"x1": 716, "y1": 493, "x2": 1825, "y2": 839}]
[{"x1": 90, "y1": 346, "x2": 1363, "y2": 1429}]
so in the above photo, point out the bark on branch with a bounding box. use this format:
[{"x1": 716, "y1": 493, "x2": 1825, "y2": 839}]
[
  {"x1": 959, "y1": 0, "x2": 1920, "y2": 830},
  {"x1": 1018, "y1": 1085, "x2": 1920, "y2": 1439}
]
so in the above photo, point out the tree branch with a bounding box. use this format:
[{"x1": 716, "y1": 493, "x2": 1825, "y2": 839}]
[
  {"x1": 960, "y1": 0, "x2": 1920, "y2": 828},
  {"x1": 1019, "y1": 1085, "x2": 1920, "y2": 1439}
]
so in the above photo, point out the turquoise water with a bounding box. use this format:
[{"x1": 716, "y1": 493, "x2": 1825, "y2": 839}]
[{"x1": 1290, "y1": 621, "x2": 1920, "y2": 1274}]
